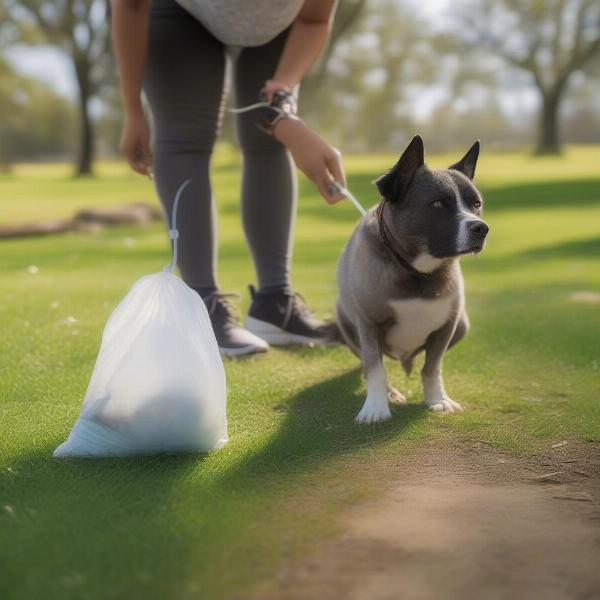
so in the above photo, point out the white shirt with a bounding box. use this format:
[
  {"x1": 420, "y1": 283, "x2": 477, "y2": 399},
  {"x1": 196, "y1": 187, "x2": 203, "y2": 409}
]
[{"x1": 174, "y1": 0, "x2": 305, "y2": 46}]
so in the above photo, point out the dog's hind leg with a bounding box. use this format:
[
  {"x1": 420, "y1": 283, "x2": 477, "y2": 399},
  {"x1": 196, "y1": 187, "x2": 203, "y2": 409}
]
[{"x1": 354, "y1": 321, "x2": 392, "y2": 424}]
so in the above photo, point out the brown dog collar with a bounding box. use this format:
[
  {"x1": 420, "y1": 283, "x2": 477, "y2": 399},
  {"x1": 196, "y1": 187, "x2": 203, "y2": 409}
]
[{"x1": 376, "y1": 200, "x2": 432, "y2": 278}]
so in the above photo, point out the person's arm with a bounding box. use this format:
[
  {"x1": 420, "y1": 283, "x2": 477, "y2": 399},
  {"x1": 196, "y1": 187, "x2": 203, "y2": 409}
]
[
  {"x1": 265, "y1": 0, "x2": 337, "y2": 95},
  {"x1": 111, "y1": 0, "x2": 153, "y2": 176},
  {"x1": 265, "y1": 0, "x2": 346, "y2": 204},
  {"x1": 274, "y1": 119, "x2": 345, "y2": 204}
]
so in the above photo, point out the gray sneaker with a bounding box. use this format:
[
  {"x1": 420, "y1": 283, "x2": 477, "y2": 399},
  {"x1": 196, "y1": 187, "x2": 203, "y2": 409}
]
[
  {"x1": 203, "y1": 292, "x2": 269, "y2": 357},
  {"x1": 245, "y1": 285, "x2": 338, "y2": 346}
]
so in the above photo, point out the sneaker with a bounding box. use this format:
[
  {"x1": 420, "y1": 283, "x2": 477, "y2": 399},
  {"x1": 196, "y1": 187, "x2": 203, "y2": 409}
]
[
  {"x1": 245, "y1": 285, "x2": 336, "y2": 346},
  {"x1": 203, "y1": 292, "x2": 269, "y2": 357}
]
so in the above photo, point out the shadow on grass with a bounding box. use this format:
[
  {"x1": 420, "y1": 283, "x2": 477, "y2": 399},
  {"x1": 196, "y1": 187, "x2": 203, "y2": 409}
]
[
  {"x1": 482, "y1": 178, "x2": 600, "y2": 212},
  {"x1": 514, "y1": 236, "x2": 600, "y2": 261},
  {"x1": 222, "y1": 367, "x2": 428, "y2": 485},
  {"x1": 2, "y1": 368, "x2": 427, "y2": 599},
  {"x1": 0, "y1": 448, "x2": 204, "y2": 598}
]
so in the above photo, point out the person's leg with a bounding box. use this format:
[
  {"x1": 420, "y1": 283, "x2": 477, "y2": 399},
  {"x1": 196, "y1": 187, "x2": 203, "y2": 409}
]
[
  {"x1": 144, "y1": 0, "x2": 225, "y2": 296},
  {"x1": 234, "y1": 30, "x2": 297, "y2": 296},
  {"x1": 144, "y1": 0, "x2": 268, "y2": 356},
  {"x1": 235, "y1": 32, "x2": 335, "y2": 346}
]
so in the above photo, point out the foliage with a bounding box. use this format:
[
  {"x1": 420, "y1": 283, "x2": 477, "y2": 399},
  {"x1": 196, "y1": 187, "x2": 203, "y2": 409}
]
[
  {"x1": 458, "y1": 0, "x2": 600, "y2": 154},
  {"x1": 1, "y1": 0, "x2": 111, "y2": 174},
  {"x1": 302, "y1": 0, "x2": 439, "y2": 151},
  {"x1": 0, "y1": 57, "x2": 75, "y2": 168}
]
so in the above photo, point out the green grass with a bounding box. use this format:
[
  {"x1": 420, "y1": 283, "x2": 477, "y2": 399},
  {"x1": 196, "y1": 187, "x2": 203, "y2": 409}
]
[{"x1": 1, "y1": 145, "x2": 599, "y2": 600}]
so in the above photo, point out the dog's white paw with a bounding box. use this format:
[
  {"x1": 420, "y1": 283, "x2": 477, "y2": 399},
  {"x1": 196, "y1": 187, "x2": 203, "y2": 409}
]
[
  {"x1": 387, "y1": 386, "x2": 406, "y2": 405},
  {"x1": 355, "y1": 396, "x2": 392, "y2": 424},
  {"x1": 427, "y1": 396, "x2": 464, "y2": 413}
]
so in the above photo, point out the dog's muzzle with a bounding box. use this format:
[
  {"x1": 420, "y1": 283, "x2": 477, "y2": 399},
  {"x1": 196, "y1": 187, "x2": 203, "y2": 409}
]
[
  {"x1": 464, "y1": 219, "x2": 489, "y2": 254},
  {"x1": 467, "y1": 219, "x2": 489, "y2": 238}
]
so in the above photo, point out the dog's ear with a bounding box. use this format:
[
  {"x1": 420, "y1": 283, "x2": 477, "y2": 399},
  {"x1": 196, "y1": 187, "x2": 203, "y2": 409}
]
[
  {"x1": 374, "y1": 135, "x2": 425, "y2": 202},
  {"x1": 449, "y1": 140, "x2": 480, "y2": 180}
]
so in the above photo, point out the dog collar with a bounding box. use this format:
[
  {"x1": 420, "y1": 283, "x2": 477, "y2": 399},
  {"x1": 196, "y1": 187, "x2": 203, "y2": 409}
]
[{"x1": 376, "y1": 200, "x2": 432, "y2": 278}]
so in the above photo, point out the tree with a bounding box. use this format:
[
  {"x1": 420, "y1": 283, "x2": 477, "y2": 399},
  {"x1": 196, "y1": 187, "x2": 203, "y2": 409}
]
[
  {"x1": 300, "y1": 0, "x2": 438, "y2": 152},
  {"x1": 460, "y1": 0, "x2": 600, "y2": 154},
  {"x1": 2, "y1": 0, "x2": 111, "y2": 174},
  {"x1": 0, "y1": 57, "x2": 75, "y2": 168},
  {"x1": 302, "y1": 0, "x2": 366, "y2": 90}
]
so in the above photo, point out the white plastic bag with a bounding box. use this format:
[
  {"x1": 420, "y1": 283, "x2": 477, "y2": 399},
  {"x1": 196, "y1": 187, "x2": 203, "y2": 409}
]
[{"x1": 54, "y1": 181, "x2": 228, "y2": 457}]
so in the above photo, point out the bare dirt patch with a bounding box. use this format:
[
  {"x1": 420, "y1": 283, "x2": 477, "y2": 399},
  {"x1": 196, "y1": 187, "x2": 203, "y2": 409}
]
[
  {"x1": 569, "y1": 291, "x2": 600, "y2": 304},
  {"x1": 252, "y1": 442, "x2": 600, "y2": 600}
]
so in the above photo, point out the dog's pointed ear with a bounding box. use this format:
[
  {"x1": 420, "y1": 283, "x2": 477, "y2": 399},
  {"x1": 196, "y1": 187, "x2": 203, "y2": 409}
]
[
  {"x1": 449, "y1": 140, "x2": 480, "y2": 180},
  {"x1": 374, "y1": 135, "x2": 425, "y2": 202}
]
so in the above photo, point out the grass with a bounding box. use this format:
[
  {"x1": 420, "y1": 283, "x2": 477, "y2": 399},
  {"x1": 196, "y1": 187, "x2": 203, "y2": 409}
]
[{"x1": 1, "y1": 145, "x2": 599, "y2": 599}]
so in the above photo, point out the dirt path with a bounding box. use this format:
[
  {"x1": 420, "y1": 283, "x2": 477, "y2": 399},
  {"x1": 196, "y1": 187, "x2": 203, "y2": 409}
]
[{"x1": 253, "y1": 443, "x2": 600, "y2": 600}]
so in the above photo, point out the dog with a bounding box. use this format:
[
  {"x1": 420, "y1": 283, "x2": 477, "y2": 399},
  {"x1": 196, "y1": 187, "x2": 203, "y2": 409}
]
[{"x1": 336, "y1": 135, "x2": 488, "y2": 423}]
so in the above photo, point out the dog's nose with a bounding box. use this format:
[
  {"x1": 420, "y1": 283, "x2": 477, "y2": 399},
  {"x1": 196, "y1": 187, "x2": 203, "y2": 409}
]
[{"x1": 468, "y1": 220, "x2": 489, "y2": 237}]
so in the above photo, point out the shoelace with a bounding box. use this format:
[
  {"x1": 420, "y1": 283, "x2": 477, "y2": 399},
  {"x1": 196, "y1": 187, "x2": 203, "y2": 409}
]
[
  {"x1": 204, "y1": 292, "x2": 241, "y2": 328},
  {"x1": 281, "y1": 291, "x2": 314, "y2": 329}
]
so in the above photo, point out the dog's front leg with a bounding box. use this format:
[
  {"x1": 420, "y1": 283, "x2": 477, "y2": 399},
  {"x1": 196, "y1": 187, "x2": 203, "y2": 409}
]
[
  {"x1": 422, "y1": 320, "x2": 464, "y2": 413},
  {"x1": 355, "y1": 322, "x2": 392, "y2": 424}
]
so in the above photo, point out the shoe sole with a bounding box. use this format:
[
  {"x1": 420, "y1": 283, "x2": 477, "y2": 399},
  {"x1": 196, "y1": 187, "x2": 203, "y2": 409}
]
[
  {"x1": 245, "y1": 316, "x2": 333, "y2": 346},
  {"x1": 219, "y1": 343, "x2": 269, "y2": 358}
]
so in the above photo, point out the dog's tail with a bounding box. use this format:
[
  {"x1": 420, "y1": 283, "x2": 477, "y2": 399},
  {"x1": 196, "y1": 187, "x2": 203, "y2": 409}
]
[
  {"x1": 334, "y1": 304, "x2": 361, "y2": 357},
  {"x1": 401, "y1": 348, "x2": 422, "y2": 376},
  {"x1": 321, "y1": 320, "x2": 344, "y2": 345}
]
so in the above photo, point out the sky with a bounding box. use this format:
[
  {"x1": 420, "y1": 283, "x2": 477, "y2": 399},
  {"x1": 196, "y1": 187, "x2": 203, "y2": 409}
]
[{"x1": 8, "y1": 45, "x2": 76, "y2": 98}]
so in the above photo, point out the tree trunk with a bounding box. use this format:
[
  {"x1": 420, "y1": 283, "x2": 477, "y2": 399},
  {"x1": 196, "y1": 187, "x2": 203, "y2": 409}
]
[
  {"x1": 535, "y1": 90, "x2": 563, "y2": 155},
  {"x1": 73, "y1": 58, "x2": 94, "y2": 176}
]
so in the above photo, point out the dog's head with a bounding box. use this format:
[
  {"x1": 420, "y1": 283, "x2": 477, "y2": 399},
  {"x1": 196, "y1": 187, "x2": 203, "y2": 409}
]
[{"x1": 374, "y1": 135, "x2": 488, "y2": 266}]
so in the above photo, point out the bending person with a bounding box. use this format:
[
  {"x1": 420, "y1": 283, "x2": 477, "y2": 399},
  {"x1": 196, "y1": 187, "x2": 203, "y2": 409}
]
[{"x1": 112, "y1": 0, "x2": 346, "y2": 356}]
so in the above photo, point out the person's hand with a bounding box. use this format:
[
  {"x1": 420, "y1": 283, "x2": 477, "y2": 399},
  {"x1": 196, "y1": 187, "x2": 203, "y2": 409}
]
[
  {"x1": 262, "y1": 79, "x2": 291, "y2": 102},
  {"x1": 273, "y1": 118, "x2": 345, "y2": 204},
  {"x1": 120, "y1": 111, "x2": 153, "y2": 177}
]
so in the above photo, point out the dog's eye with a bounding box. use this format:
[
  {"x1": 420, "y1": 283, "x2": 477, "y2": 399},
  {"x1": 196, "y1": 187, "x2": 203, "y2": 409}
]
[
  {"x1": 430, "y1": 200, "x2": 444, "y2": 209},
  {"x1": 473, "y1": 200, "x2": 483, "y2": 210}
]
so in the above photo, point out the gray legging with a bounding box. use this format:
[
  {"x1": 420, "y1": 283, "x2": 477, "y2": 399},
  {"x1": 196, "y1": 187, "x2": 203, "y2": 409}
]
[{"x1": 144, "y1": 0, "x2": 297, "y2": 297}]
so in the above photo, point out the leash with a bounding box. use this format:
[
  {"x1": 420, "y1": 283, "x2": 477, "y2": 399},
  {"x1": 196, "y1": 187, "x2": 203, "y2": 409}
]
[{"x1": 228, "y1": 101, "x2": 270, "y2": 114}]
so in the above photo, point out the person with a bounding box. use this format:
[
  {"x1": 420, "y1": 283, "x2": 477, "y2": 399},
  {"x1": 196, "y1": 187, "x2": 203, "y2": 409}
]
[{"x1": 111, "y1": 0, "x2": 347, "y2": 356}]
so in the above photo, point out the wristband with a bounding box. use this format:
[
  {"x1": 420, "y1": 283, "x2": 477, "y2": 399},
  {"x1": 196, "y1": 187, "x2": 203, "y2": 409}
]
[{"x1": 258, "y1": 89, "x2": 301, "y2": 135}]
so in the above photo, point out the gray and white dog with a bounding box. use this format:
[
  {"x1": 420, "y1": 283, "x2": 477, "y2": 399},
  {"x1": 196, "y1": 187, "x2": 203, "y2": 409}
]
[{"x1": 336, "y1": 135, "x2": 488, "y2": 423}]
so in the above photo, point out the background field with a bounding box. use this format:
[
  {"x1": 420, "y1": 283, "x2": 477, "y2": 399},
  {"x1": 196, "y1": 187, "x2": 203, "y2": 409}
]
[{"x1": 1, "y1": 146, "x2": 599, "y2": 600}]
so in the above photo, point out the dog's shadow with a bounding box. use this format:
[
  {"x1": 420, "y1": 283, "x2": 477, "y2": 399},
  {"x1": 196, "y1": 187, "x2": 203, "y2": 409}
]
[{"x1": 221, "y1": 367, "x2": 429, "y2": 485}]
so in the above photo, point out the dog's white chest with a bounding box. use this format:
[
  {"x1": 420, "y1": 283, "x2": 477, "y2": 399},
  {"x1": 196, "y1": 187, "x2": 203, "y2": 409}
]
[{"x1": 385, "y1": 296, "x2": 453, "y2": 357}]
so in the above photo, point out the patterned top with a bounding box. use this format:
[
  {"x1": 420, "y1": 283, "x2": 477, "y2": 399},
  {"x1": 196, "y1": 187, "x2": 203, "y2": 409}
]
[{"x1": 174, "y1": 0, "x2": 305, "y2": 46}]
